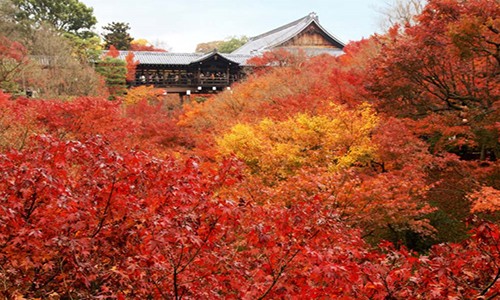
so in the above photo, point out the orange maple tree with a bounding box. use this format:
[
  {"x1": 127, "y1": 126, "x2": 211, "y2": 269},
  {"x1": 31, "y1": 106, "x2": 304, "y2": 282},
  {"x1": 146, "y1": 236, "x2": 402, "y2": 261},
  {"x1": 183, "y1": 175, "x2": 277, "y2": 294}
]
[{"x1": 125, "y1": 51, "x2": 138, "y2": 82}]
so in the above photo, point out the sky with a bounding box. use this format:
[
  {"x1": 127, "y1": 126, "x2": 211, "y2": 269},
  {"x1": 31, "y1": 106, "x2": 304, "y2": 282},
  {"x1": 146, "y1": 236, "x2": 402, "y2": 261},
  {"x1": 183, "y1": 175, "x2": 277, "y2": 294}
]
[{"x1": 80, "y1": 0, "x2": 386, "y2": 53}]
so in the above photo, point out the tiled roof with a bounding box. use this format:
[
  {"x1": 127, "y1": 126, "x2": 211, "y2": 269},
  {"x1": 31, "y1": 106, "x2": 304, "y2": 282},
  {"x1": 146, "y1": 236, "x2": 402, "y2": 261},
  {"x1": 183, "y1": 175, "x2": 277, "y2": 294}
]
[
  {"x1": 112, "y1": 51, "x2": 253, "y2": 66},
  {"x1": 221, "y1": 53, "x2": 254, "y2": 65},
  {"x1": 232, "y1": 12, "x2": 345, "y2": 56},
  {"x1": 279, "y1": 47, "x2": 345, "y2": 57}
]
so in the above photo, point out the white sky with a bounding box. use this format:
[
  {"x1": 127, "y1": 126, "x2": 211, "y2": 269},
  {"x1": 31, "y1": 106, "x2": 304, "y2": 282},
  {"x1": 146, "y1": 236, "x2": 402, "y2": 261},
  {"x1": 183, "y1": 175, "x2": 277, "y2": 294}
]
[{"x1": 80, "y1": 0, "x2": 386, "y2": 52}]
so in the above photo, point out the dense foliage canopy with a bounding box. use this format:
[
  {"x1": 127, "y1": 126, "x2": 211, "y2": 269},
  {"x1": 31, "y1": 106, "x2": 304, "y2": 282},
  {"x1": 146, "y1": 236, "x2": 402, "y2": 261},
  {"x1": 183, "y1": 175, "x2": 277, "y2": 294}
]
[
  {"x1": 0, "y1": 0, "x2": 499, "y2": 298},
  {"x1": 11, "y1": 0, "x2": 97, "y2": 38},
  {"x1": 195, "y1": 36, "x2": 249, "y2": 53}
]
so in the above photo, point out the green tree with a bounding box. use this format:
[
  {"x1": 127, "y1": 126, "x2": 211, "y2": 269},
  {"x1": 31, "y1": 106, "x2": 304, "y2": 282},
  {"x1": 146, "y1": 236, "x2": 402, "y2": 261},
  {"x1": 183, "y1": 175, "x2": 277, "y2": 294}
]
[
  {"x1": 195, "y1": 36, "x2": 248, "y2": 53},
  {"x1": 96, "y1": 55, "x2": 127, "y2": 99},
  {"x1": 0, "y1": 0, "x2": 24, "y2": 40},
  {"x1": 1, "y1": 0, "x2": 100, "y2": 62},
  {"x1": 102, "y1": 22, "x2": 133, "y2": 50},
  {"x1": 64, "y1": 33, "x2": 102, "y2": 63},
  {"x1": 11, "y1": 0, "x2": 97, "y2": 38},
  {"x1": 219, "y1": 35, "x2": 248, "y2": 53},
  {"x1": 0, "y1": 1, "x2": 103, "y2": 97}
]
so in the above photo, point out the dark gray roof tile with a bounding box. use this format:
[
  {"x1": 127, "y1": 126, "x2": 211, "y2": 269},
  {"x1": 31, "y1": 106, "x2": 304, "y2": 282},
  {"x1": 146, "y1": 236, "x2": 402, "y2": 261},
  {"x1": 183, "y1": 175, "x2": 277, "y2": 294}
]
[{"x1": 111, "y1": 51, "x2": 253, "y2": 66}]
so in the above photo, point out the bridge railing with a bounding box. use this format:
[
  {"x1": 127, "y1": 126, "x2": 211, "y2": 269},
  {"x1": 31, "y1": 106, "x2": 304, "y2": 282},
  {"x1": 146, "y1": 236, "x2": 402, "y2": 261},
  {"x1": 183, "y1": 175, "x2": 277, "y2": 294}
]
[{"x1": 133, "y1": 76, "x2": 238, "y2": 87}]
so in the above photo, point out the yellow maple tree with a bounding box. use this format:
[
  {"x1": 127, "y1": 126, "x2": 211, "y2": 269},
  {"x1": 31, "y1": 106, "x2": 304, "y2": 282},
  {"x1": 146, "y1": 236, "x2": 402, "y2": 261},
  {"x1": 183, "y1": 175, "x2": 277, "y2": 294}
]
[{"x1": 217, "y1": 103, "x2": 379, "y2": 182}]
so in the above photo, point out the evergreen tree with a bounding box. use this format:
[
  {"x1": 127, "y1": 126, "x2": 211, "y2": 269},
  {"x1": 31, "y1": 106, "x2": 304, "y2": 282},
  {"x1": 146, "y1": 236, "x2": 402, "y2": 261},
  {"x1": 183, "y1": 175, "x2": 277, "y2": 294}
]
[
  {"x1": 102, "y1": 22, "x2": 133, "y2": 50},
  {"x1": 95, "y1": 56, "x2": 127, "y2": 100}
]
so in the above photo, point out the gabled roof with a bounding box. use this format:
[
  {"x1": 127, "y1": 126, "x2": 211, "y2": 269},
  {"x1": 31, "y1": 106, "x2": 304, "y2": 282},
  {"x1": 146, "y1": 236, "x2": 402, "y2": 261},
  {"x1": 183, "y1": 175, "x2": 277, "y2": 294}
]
[
  {"x1": 112, "y1": 51, "x2": 253, "y2": 66},
  {"x1": 232, "y1": 12, "x2": 345, "y2": 56},
  {"x1": 190, "y1": 50, "x2": 240, "y2": 65}
]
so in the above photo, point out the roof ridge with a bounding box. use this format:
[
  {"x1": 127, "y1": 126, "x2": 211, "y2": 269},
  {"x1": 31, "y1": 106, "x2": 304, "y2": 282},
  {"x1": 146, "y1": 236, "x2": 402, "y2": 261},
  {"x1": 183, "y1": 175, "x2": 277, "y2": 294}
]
[{"x1": 249, "y1": 13, "x2": 314, "y2": 41}]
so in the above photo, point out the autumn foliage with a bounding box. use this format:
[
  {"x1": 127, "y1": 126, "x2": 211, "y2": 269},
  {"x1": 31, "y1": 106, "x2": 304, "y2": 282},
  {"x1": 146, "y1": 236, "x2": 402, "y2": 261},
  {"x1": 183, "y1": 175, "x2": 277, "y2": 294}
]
[
  {"x1": 0, "y1": 36, "x2": 29, "y2": 90},
  {"x1": 0, "y1": 134, "x2": 499, "y2": 298},
  {"x1": 125, "y1": 51, "x2": 138, "y2": 82},
  {"x1": 130, "y1": 39, "x2": 168, "y2": 52},
  {"x1": 366, "y1": 0, "x2": 499, "y2": 160},
  {"x1": 1, "y1": 0, "x2": 499, "y2": 298}
]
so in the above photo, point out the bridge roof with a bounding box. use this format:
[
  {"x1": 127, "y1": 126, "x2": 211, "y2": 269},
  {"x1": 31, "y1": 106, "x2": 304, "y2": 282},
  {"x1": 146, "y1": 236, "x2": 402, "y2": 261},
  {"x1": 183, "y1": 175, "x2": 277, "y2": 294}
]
[
  {"x1": 114, "y1": 51, "x2": 253, "y2": 66},
  {"x1": 232, "y1": 12, "x2": 345, "y2": 56}
]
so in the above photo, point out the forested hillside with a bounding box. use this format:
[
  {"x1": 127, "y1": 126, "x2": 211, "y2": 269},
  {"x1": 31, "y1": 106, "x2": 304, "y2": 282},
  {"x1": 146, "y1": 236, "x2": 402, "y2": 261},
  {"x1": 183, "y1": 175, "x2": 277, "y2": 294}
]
[{"x1": 0, "y1": 0, "x2": 499, "y2": 298}]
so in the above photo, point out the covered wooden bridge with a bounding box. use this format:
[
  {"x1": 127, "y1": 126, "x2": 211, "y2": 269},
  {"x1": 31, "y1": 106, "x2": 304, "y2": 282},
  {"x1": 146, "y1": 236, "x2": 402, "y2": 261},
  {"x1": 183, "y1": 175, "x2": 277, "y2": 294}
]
[
  {"x1": 113, "y1": 12, "x2": 345, "y2": 97},
  {"x1": 115, "y1": 50, "x2": 252, "y2": 95}
]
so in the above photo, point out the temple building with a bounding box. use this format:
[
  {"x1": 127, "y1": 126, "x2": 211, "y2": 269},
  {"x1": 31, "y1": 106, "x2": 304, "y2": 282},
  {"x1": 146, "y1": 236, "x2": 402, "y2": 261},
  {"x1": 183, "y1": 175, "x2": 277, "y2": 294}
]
[
  {"x1": 114, "y1": 12, "x2": 345, "y2": 95},
  {"x1": 233, "y1": 12, "x2": 345, "y2": 56}
]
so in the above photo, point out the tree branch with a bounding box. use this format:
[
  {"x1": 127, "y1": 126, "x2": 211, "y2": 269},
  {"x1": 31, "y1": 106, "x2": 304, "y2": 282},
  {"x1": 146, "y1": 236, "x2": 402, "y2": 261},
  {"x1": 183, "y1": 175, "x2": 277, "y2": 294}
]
[{"x1": 91, "y1": 180, "x2": 116, "y2": 238}]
